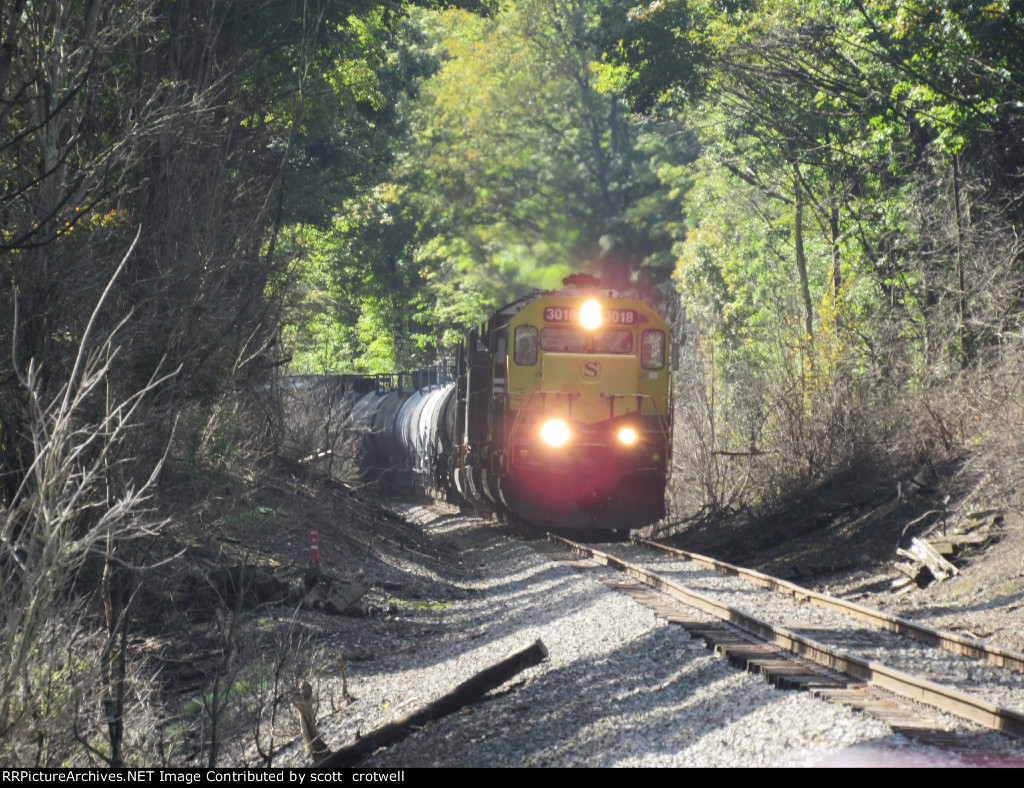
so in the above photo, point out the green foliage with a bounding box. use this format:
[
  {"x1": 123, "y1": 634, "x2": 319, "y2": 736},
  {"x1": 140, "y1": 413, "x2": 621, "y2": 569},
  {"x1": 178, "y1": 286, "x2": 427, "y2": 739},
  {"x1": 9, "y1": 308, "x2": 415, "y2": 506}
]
[
  {"x1": 281, "y1": 0, "x2": 697, "y2": 372},
  {"x1": 179, "y1": 677, "x2": 269, "y2": 719},
  {"x1": 592, "y1": 0, "x2": 713, "y2": 110},
  {"x1": 596, "y1": 0, "x2": 1024, "y2": 511},
  {"x1": 403, "y1": 0, "x2": 696, "y2": 292}
]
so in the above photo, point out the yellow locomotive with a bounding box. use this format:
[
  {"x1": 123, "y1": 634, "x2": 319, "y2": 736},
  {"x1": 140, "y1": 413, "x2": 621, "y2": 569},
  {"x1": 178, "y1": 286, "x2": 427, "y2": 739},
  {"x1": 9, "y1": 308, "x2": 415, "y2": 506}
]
[{"x1": 451, "y1": 281, "x2": 673, "y2": 531}]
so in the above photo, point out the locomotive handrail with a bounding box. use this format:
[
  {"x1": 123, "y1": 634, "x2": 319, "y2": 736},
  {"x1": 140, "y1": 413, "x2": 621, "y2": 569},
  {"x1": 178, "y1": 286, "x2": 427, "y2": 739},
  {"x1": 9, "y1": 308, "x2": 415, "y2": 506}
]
[
  {"x1": 538, "y1": 390, "x2": 580, "y2": 422},
  {"x1": 599, "y1": 392, "x2": 657, "y2": 420}
]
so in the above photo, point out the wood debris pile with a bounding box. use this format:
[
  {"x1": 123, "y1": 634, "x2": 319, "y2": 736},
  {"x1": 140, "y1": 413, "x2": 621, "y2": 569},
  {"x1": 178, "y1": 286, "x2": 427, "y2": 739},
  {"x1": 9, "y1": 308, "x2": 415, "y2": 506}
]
[{"x1": 892, "y1": 510, "x2": 1006, "y2": 593}]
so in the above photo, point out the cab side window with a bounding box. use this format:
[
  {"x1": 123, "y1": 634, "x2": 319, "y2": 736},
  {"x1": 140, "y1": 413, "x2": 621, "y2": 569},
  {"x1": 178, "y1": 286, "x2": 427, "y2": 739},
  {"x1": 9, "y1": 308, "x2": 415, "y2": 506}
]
[
  {"x1": 514, "y1": 325, "x2": 539, "y2": 365},
  {"x1": 641, "y1": 329, "x2": 665, "y2": 370}
]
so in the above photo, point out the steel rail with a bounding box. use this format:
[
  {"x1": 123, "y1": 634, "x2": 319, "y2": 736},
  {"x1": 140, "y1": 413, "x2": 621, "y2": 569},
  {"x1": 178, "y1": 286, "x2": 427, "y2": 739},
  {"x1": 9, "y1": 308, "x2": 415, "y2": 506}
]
[
  {"x1": 634, "y1": 537, "x2": 1024, "y2": 673},
  {"x1": 549, "y1": 533, "x2": 1024, "y2": 739}
]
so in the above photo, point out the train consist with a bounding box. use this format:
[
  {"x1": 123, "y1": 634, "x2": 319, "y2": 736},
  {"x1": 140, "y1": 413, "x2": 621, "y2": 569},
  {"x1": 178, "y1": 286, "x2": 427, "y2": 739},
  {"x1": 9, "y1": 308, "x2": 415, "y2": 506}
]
[{"x1": 346, "y1": 282, "x2": 674, "y2": 533}]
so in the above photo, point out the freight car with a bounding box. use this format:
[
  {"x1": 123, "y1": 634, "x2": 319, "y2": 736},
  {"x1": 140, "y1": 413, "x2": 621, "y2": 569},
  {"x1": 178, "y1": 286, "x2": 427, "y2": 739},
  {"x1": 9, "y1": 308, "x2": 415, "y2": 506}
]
[{"x1": 348, "y1": 280, "x2": 674, "y2": 533}]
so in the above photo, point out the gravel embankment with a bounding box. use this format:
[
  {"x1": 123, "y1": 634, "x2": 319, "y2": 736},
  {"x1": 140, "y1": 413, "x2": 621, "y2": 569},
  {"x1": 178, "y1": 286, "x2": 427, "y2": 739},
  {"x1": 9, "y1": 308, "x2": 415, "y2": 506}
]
[{"x1": 268, "y1": 508, "x2": 1020, "y2": 767}]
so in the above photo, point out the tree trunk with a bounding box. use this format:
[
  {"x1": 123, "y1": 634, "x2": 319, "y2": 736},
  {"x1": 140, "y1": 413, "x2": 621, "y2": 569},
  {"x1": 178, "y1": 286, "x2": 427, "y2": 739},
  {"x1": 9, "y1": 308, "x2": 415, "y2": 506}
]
[
  {"x1": 794, "y1": 164, "x2": 814, "y2": 345},
  {"x1": 952, "y1": 154, "x2": 973, "y2": 366},
  {"x1": 829, "y1": 173, "x2": 842, "y2": 339}
]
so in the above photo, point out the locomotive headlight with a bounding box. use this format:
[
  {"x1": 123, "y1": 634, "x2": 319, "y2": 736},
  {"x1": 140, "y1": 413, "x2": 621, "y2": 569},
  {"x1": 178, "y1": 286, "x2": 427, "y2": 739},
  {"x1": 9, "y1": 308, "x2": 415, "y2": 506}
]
[
  {"x1": 540, "y1": 418, "x2": 571, "y2": 447},
  {"x1": 617, "y1": 427, "x2": 638, "y2": 445},
  {"x1": 579, "y1": 299, "x2": 603, "y2": 330}
]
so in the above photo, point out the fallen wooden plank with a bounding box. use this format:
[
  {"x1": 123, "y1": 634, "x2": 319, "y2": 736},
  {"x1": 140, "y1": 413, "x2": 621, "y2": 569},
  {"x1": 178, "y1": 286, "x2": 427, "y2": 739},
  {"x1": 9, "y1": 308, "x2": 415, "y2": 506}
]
[
  {"x1": 927, "y1": 540, "x2": 956, "y2": 556},
  {"x1": 948, "y1": 531, "x2": 998, "y2": 546},
  {"x1": 893, "y1": 555, "x2": 925, "y2": 580},
  {"x1": 315, "y1": 638, "x2": 549, "y2": 767},
  {"x1": 909, "y1": 537, "x2": 958, "y2": 580}
]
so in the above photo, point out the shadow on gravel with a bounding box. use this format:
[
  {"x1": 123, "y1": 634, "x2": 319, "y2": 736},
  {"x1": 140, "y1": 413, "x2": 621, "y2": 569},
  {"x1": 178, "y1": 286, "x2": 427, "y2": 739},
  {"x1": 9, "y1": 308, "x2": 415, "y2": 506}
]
[
  {"x1": 344, "y1": 514, "x2": 1024, "y2": 768},
  {"x1": 349, "y1": 513, "x2": 868, "y2": 766},
  {"x1": 361, "y1": 623, "x2": 874, "y2": 767},
  {"x1": 364, "y1": 554, "x2": 617, "y2": 673},
  {"x1": 908, "y1": 586, "x2": 1024, "y2": 617}
]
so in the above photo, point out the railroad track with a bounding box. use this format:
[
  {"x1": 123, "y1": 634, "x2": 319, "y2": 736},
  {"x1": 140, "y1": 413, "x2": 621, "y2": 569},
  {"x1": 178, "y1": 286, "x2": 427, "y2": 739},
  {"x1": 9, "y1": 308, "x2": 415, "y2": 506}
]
[{"x1": 536, "y1": 531, "x2": 1024, "y2": 753}]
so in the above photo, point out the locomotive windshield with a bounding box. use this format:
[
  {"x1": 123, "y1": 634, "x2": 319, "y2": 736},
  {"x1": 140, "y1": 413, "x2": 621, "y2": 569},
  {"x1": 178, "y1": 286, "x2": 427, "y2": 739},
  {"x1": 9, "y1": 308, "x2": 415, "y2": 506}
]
[
  {"x1": 593, "y1": 329, "x2": 633, "y2": 354},
  {"x1": 540, "y1": 327, "x2": 586, "y2": 353},
  {"x1": 528, "y1": 326, "x2": 637, "y2": 355}
]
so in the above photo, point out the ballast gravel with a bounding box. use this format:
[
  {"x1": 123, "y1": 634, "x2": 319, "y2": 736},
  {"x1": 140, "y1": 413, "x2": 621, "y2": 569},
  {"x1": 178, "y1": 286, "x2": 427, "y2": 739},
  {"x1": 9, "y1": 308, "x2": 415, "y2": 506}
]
[
  {"x1": 609, "y1": 543, "x2": 1024, "y2": 716},
  {"x1": 268, "y1": 508, "x2": 1015, "y2": 767}
]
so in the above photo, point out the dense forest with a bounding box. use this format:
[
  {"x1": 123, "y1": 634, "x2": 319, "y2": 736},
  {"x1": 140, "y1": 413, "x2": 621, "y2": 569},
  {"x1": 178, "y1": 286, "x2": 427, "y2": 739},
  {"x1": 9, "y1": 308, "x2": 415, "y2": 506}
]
[{"x1": 2, "y1": 0, "x2": 1023, "y2": 766}]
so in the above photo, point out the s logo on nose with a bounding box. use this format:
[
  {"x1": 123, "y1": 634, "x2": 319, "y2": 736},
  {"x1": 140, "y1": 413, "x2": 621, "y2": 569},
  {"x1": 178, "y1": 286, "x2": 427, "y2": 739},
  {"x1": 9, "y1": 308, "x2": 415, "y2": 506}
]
[{"x1": 580, "y1": 361, "x2": 602, "y2": 380}]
